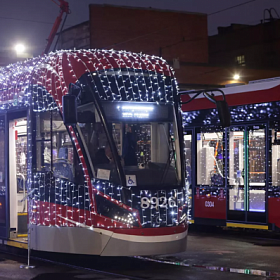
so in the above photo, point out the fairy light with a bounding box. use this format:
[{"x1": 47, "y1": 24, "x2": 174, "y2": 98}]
[{"x1": 0, "y1": 49, "x2": 186, "y2": 233}]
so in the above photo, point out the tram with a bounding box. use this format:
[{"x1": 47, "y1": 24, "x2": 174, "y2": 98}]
[
  {"x1": 182, "y1": 77, "x2": 280, "y2": 231},
  {"x1": 0, "y1": 49, "x2": 188, "y2": 256}
]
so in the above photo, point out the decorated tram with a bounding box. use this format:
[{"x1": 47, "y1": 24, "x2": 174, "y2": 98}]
[
  {"x1": 182, "y1": 77, "x2": 280, "y2": 231},
  {"x1": 0, "y1": 49, "x2": 188, "y2": 256}
]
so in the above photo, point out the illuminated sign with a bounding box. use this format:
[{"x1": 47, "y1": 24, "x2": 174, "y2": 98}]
[
  {"x1": 102, "y1": 101, "x2": 173, "y2": 122},
  {"x1": 118, "y1": 105, "x2": 154, "y2": 119}
]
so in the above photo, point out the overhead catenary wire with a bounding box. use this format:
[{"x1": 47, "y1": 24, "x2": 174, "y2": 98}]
[
  {"x1": 0, "y1": 0, "x2": 260, "y2": 47},
  {"x1": 0, "y1": 15, "x2": 72, "y2": 26},
  {"x1": 0, "y1": 0, "x2": 265, "y2": 53},
  {"x1": 208, "y1": 0, "x2": 258, "y2": 16}
]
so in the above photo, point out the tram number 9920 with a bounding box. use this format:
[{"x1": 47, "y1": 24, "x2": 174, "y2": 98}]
[{"x1": 141, "y1": 196, "x2": 177, "y2": 209}]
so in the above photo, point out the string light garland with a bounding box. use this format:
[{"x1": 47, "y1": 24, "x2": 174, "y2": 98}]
[{"x1": 0, "y1": 49, "x2": 187, "y2": 231}]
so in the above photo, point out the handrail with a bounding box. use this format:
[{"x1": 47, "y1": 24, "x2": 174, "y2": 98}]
[{"x1": 17, "y1": 173, "x2": 26, "y2": 213}]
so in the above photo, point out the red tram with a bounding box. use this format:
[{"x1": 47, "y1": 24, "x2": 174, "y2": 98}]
[
  {"x1": 182, "y1": 77, "x2": 280, "y2": 230},
  {"x1": 0, "y1": 49, "x2": 188, "y2": 255}
]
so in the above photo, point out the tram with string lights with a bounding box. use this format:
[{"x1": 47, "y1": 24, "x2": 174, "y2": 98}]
[
  {"x1": 181, "y1": 77, "x2": 280, "y2": 231},
  {"x1": 0, "y1": 49, "x2": 188, "y2": 256}
]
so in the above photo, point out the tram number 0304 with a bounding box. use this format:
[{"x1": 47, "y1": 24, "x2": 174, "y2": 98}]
[{"x1": 141, "y1": 196, "x2": 177, "y2": 209}]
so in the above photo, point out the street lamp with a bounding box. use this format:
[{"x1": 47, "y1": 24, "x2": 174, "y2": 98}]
[
  {"x1": 14, "y1": 44, "x2": 26, "y2": 55},
  {"x1": 233, "y1": 74, "x2": 240, "y2": 80}
]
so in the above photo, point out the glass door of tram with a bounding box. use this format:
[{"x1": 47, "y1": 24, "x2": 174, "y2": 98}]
[
  {"x1": 184, "y1": 130, "x2": 193, "y2": 219},
  {"x1": 228, "y1": 124, "x2": 267, "y2": 224},
  {"x1": 0, "y1": 116, "x2": 7, "y2": 237},
  {"x1": 9, "y1": 116, "x2": 28, "y2": 238}
]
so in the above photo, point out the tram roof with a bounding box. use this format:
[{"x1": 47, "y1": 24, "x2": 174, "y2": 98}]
[
  {"x1": 0, "y1": 49, "x2": 176, "y2": 110},
  {"x1": 181, "y1": 78, "x2": 280, "y2": 111}
]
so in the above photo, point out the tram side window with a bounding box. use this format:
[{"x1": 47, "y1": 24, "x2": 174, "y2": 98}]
[
  {"x1": 35, "y1": 111, "x2": 83, "y2": 184},
  {"x1": 248, "y1": 128, "x2": 266, "y2": 186},
  {"x1": 272, "y1": 129, "x2": 280, "y2": 187},
  {"x1": 197, "y1": 131, "x2": 224, "y2": 186},
  {"x1": 229, "y1": 129, "x2": 245, "y2": 187}
]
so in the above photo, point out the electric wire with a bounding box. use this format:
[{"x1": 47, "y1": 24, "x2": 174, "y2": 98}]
[
  {"x1": 0, "y1": 1, "x2": 261, "y2": 46},
  {"x1": 106, "y1": 0, "x2": 261, "y2": 49},
  {"x1": 208, "y1": 0, "x2": 258, "y2": 16},
  {"x1": 0, "y1": 15, "x2": 71, "y2": 26}
]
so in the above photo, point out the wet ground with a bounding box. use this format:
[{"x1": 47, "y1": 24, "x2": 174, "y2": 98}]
[{"x1": 1, "y1": 228, "x2": 280, "y2": 280}]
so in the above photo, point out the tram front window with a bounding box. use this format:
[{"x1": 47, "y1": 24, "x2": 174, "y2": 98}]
[
  {"x1": 77, "y1": 102, "x2": 181, "y2": 186},
  {"x1": 111, "y1": 122, "x2": 180, "y2": 186}
]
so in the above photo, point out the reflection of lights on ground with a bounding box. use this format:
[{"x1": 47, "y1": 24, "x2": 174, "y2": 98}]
[{"x1": 136, "y1": 256, "x2": 271, "y2": 277}]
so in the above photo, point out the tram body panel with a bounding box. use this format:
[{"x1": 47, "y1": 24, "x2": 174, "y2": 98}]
[
  {"x1": 30, "y1": 224, "x2": 112, "y2": 255},
  {"x1": 268, "y1": 198, "x2": 280, "y2": 229},
  {"x1": 30, "y1": 224, "x2": 188, "y2": 256},
  {"x1": 101, "y1": 226, "x2": 188, "y2": 256},
  {"x1": 194, "y1": 194, "x2": 226, "y2": 221}
]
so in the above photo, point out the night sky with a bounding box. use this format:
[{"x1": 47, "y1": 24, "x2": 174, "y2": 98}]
[{"x1": 0, "y1": 0, "x2": 280, "y2": 56}]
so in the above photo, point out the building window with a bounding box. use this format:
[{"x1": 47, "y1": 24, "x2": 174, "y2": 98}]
[{"x1": 235, "y1": 55, "x2": 245, "y2": 66}]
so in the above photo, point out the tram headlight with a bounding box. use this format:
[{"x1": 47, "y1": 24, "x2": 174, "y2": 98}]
[{"x1": 96, "y1": 195, "x2": 139, "y2": 227}]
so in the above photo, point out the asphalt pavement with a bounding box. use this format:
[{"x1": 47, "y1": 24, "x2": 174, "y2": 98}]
[{"x1": 1, "y1": 228, "x2": 280, "y2": 280}]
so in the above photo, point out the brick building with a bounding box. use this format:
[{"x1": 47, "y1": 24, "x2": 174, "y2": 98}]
[
  {"x1": 209, "y1": 19, "x2": 280, "y2": 69},
  {"x1": 58, "y1": 4, "x2": 280, "y2": 89},
  {"x1": 89, "y1": 5, "x2": 208, "y2": 65}
]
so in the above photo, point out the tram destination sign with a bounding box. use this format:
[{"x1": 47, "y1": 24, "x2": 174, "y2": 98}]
[{"x1": 101, "y1": 101, "x2": 173, "y2": 122}]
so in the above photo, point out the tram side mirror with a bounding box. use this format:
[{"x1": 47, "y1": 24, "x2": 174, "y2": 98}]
[
  {"x1": 216, "y1": 100, "x2": 231, "y2": 128},
  {"x1": 62, "y1": 95, "x2": 77, "y2": 125}
]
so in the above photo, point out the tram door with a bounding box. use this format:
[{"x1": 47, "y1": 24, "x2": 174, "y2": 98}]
[
  {"x1": 184, "y1": 131, "x2": 192, "y2": 218},
  {"x1": 9, "y1": 118, "x2": 28, "y2": 238},
  {"x1": 0, "y1": 117, "x2": 6, "y2": 237},
  {"x1": 228, "y1": 125, "x2": 267, "y2": 224}
]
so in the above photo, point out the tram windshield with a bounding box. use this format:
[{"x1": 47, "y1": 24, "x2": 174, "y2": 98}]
[{"x1": 77, "y1": 101, "x2": 181, "y2": 187}]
